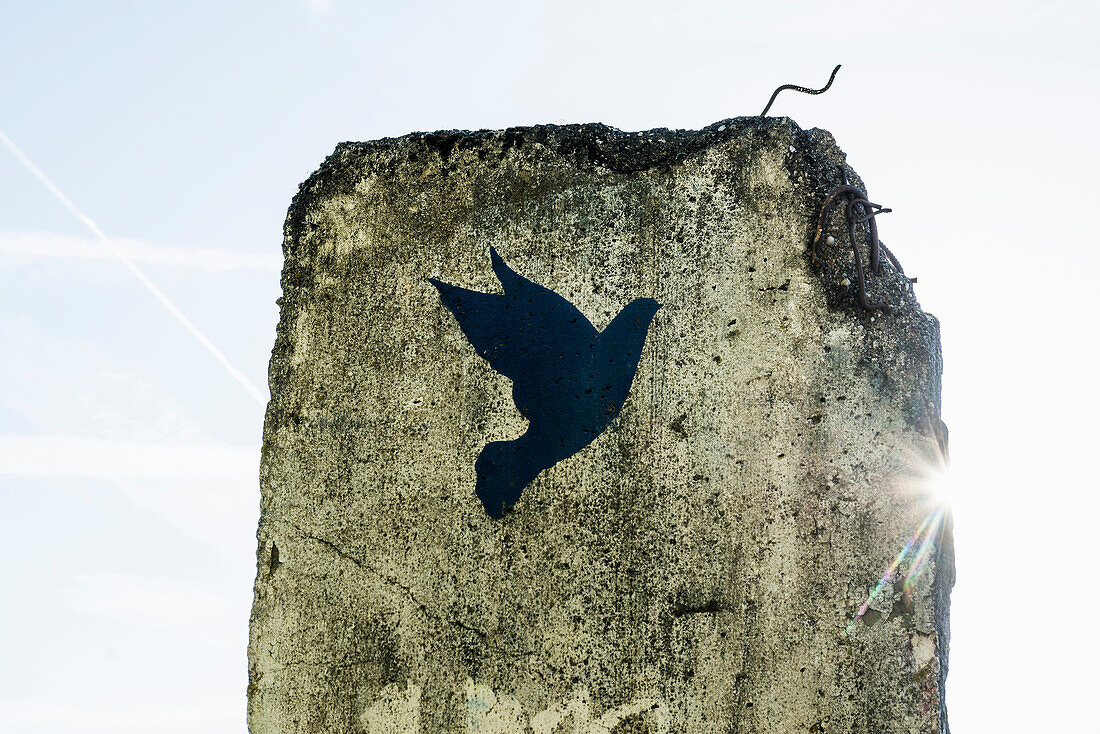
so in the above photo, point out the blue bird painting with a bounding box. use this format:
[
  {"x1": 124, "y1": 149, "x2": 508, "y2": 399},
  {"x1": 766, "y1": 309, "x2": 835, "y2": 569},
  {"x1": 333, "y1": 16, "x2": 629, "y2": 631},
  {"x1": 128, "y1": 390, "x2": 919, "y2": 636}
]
[{"x1": 430, "y1": 248, "x2": 660, "y2": 518}]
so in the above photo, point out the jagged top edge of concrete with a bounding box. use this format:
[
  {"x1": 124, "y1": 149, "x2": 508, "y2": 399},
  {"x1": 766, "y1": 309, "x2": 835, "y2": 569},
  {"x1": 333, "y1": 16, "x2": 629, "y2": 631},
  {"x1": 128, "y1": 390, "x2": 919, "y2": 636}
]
[
  {"x1": 333, "y1": 116, "x2": 825, "y2": 174},
  {"x1": 282, "y1": 116, "x2": 841, "y2": 245}
]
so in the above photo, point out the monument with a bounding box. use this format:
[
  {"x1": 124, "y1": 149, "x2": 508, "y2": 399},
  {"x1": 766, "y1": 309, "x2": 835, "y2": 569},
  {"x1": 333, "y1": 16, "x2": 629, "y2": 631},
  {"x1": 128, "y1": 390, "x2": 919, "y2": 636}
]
[{"x1": 248, "y1": 116, "x2": 952, "y2": 733}]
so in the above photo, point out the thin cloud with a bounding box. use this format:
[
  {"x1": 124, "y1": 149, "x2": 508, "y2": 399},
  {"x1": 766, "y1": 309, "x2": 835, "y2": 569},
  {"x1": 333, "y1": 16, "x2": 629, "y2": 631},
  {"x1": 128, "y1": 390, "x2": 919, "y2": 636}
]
[
  {"x1": 0, "y1": 434, "x2": 257, "y2": 480},
  {"x1": 0, "y1": 429, "x2": 259, "y2": 556},
  {"x1": 110, "y1": 475, "x2": 260, "y2": 557},
  {"x1": 0, "y1": 698, "x2": 241, "y2": 730},
  {"x1": 67, "y1": 572, "x2": 247, "y2": 650},
  {"x1": 0, "y1": 230, "x2": 281, "y2": 272}
]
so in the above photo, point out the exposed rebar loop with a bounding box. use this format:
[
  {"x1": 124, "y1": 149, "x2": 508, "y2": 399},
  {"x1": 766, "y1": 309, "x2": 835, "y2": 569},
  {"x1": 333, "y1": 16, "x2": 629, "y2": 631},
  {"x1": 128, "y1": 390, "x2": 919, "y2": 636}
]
[
  {"x1": 760, "y1": 64, "x2": 842, "y2": 117},
  {"x1": 811, "y1": 179, "x2": 905, "y2": 311},
  {"x1": 759, "y1": 67, "x2": 913, "y2": 310}
]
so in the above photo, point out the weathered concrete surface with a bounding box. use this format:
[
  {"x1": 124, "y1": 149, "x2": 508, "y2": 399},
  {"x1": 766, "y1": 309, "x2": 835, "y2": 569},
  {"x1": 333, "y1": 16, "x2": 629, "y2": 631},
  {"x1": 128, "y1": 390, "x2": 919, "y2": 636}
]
[{"x1": 249, "y1": 117, "x2": 953, "y2": 733}]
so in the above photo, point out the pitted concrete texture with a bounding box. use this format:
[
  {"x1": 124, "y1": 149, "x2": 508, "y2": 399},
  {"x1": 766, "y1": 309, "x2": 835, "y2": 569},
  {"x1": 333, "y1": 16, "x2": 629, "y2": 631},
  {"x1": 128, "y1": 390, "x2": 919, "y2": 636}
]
[{"x1": 248, "y1": 117, "x2": 953, "y2": 733}]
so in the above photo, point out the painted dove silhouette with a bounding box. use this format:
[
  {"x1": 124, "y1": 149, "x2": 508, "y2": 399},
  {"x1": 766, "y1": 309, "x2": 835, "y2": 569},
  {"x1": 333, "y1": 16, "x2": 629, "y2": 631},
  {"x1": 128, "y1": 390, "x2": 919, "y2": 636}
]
[{"x1": 430, "y1": 247, "x2": 660, "y2": 518}]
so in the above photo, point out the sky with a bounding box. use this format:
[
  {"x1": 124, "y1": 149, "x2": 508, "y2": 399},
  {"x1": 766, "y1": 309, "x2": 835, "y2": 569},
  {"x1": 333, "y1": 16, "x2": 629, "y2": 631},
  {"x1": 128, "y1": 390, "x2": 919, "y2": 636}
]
[{"x1": 1, "y1": 1, "x2": 1098, "y2": 732}]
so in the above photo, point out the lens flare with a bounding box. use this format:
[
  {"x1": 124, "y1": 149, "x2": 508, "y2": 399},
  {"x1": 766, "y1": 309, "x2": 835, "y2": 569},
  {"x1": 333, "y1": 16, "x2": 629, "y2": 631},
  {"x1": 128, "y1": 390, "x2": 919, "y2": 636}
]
[
  {"x1": 924, "y1": 469, "x2": 958, "y2": 507},
  {"x1": 845, "y1": 467, "x2": 952, "y2": 635}
]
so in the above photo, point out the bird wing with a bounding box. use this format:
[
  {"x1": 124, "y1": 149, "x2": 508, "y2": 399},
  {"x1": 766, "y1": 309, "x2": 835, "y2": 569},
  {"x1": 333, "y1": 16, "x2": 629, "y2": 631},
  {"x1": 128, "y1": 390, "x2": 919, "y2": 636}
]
[
  {"x1": 430, "y1": 248, "x2": 598, "y2": 398},
  {"x1": 429, "y1": 278, "x2": 514, "y2": 371},
  {"x1": 489, "y1": 247, "x2": 592, "y2": 330}
]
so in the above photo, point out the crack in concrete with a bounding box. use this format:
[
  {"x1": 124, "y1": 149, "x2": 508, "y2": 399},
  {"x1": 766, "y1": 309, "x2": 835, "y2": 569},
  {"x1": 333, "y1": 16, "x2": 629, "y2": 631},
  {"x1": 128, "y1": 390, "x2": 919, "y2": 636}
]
[
  {"x1": 286, "y1": 524, "x2": 533, "y2": 660},
  {"x1": 271, "y1": 658, "x2": 377, "y2": 673}
]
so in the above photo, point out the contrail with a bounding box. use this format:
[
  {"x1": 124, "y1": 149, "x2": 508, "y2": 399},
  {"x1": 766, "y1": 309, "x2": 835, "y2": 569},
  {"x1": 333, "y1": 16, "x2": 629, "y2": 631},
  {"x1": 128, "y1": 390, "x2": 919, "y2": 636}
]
[{"x1": 0, "y1": 128, "x2": 267, "y2": 405}]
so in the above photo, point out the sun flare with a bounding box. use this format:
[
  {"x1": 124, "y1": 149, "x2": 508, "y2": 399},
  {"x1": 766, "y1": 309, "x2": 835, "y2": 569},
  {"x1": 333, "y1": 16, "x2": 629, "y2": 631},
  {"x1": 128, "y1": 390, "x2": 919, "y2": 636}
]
[{"x1": 923, "y1": 468, "x2": 957, "y2": 509}]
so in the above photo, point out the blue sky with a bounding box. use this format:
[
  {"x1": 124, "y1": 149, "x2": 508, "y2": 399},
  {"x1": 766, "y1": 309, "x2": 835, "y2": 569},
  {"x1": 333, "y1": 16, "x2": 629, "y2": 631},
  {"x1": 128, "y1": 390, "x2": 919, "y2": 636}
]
[{"x1": 2, "y1": 1, "x2": 1098, "y2": 732}]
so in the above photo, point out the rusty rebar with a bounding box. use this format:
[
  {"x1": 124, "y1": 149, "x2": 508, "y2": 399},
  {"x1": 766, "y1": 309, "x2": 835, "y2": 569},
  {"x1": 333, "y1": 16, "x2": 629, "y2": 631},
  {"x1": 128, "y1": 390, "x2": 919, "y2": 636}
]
[
  {"x1": 760, "y1": 64, "x2": 842, "y2": 117},
  {"x1": 811, "y1": 176, "x2": 910, "y2": 311}
]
